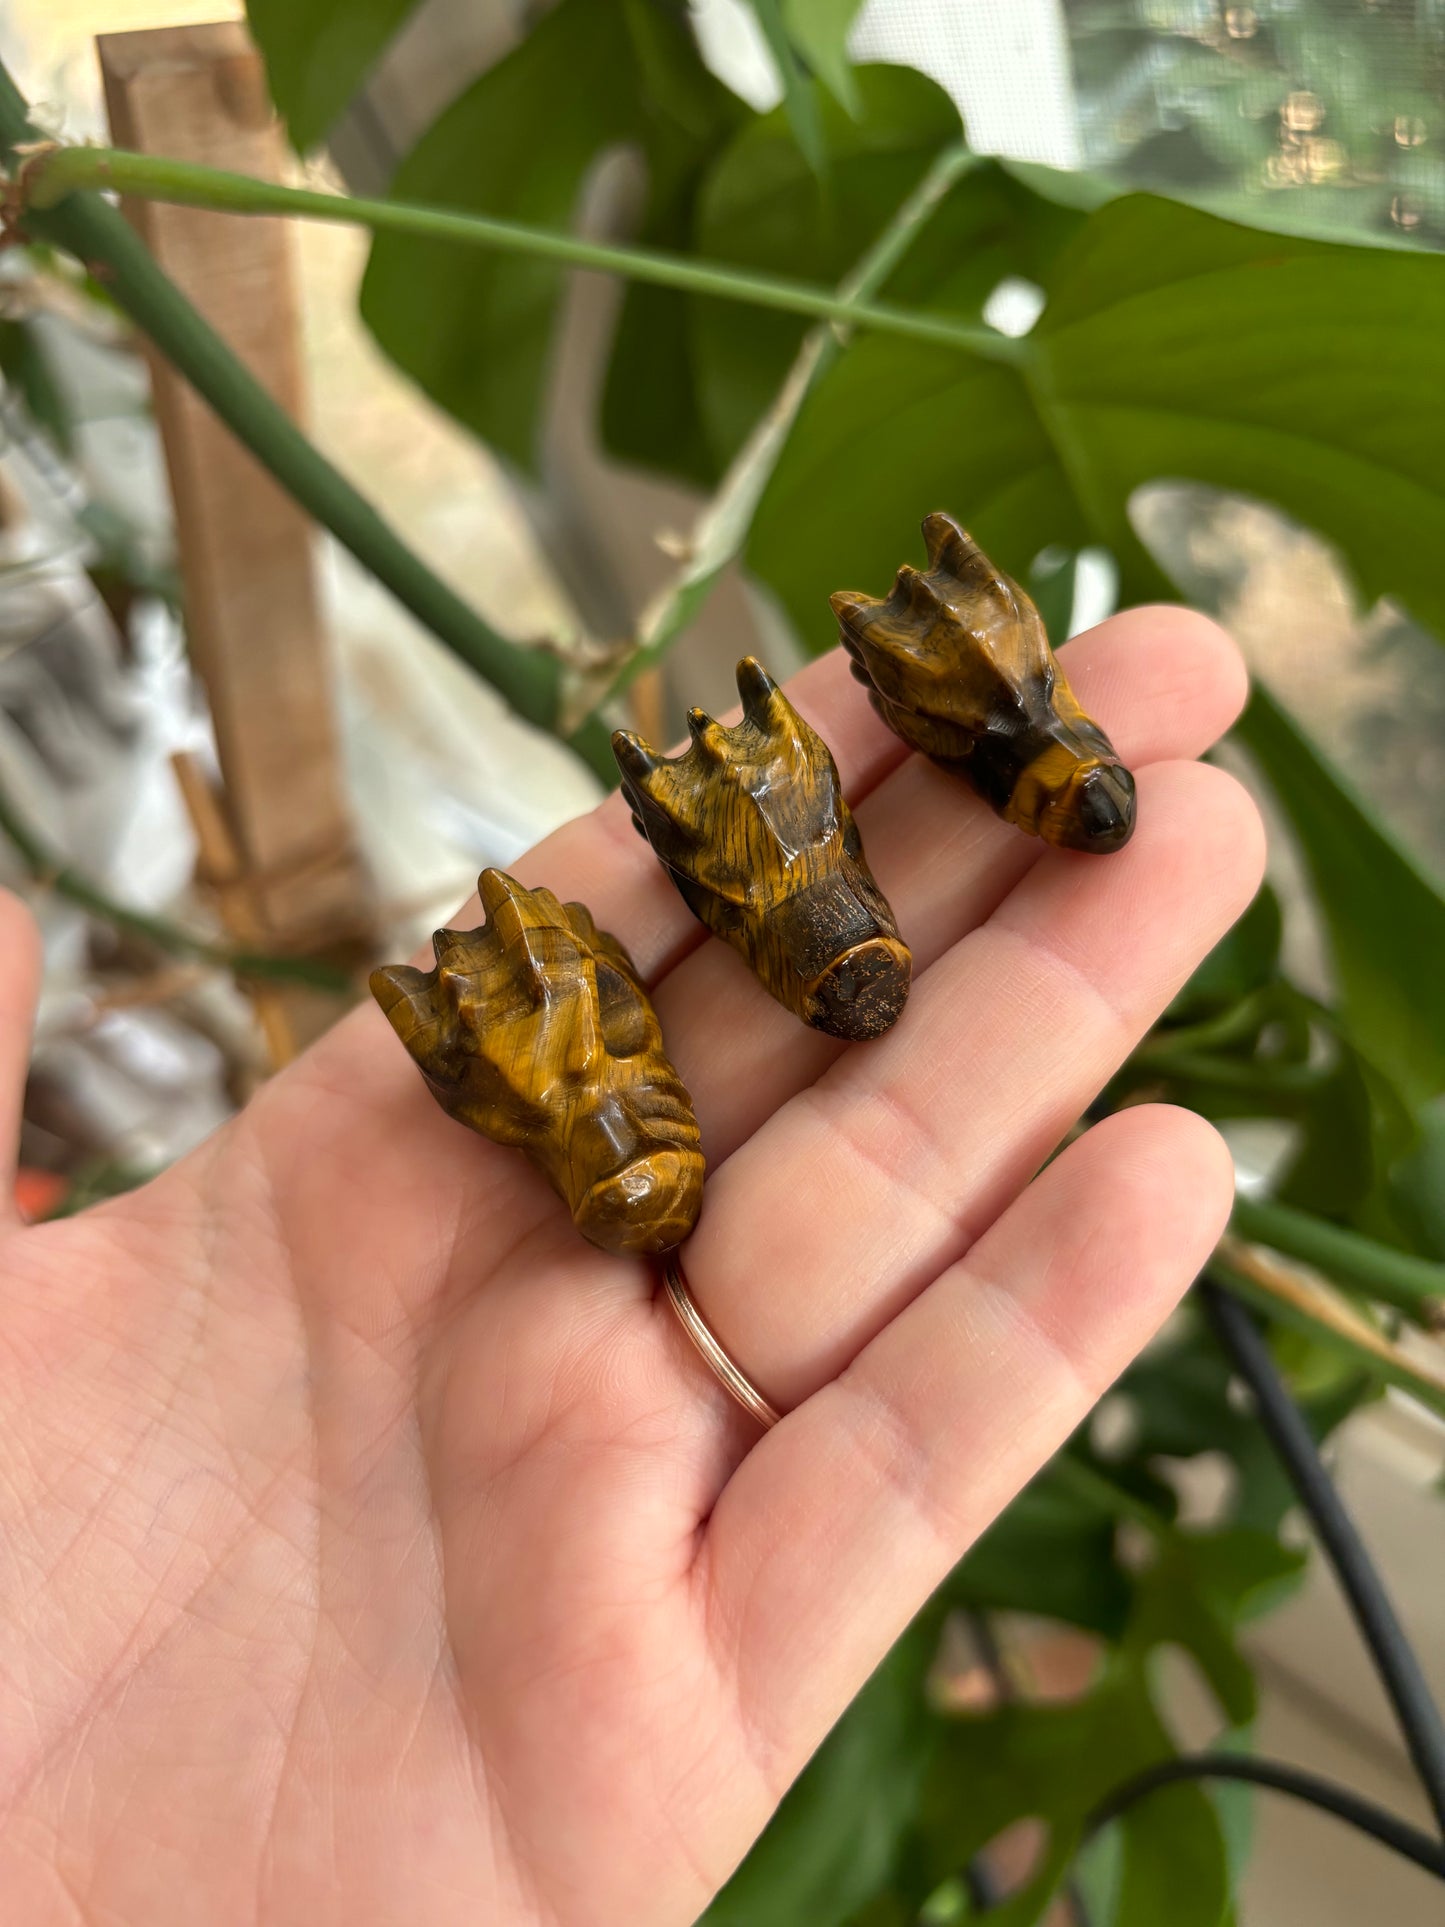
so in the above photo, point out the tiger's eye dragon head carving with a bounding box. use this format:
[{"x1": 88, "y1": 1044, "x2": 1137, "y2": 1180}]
[
  {"x1": 369, "y1": 870, "x2": 703, "y2": 1256},
  {"x1": 831, "y1": 512, "x2": 1136, "y2": 854},
  {"x1": 613, "y1": 657, "x2": 910, "y2": 1041}
]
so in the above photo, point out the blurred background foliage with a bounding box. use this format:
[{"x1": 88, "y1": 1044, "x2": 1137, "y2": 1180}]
[
  {"x1": 1068, "y1": 0, "x2": 1445, "y2": 242},
  {"x1": 2, "y1": 1, "x2": 1444, "y2": 1921}
]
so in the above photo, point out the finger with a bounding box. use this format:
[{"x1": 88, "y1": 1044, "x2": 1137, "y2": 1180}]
[
  {"x1": 266, "y1": 609, "x2": 1243, "y2": 1321},
  {"x1": 699, "y1": 1104, "x2": 1234, "y2": 1772},
  {"x1": 679, "y1": 758, "x2": 1265, "y2": 1411},
  {"x1": 0, "y1": 889, "x2": 42, "y2": 1224},
  {"x1": 653, "y1": 606, "x2": 1247, "y2": 1159}
]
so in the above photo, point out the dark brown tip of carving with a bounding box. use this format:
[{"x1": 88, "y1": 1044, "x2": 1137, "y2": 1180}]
[
  {"x1": 686, "y1": 708, "x2": 731, "y2": 762},
  {"x1": 735, "y1": 655, "x2": 779, "y2": 725},
  {"x1": 807, "y1": 937, "x2": 912, "y2": 1041},
  {"x1": 1048, "y1": 764, "x2": 1137, "y2": 855},
  {"x1": 612, "y1": 730, "x2": 663, "y2": 788}
]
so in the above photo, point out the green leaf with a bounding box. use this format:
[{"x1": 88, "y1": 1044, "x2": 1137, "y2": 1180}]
[
  {"x1": 1127, "y1": 1531, "x2": 1306, "y2": 1728},
  {"x1": 1238, "y1": 680, "x2": 1445, "y2": 1109},
  {"x1": 245, "y1": 0, "x2": 423, "y2": 152},
  {"x1": 750, "y1": 333, "x2": 1091, "y2": 650},
  {"x1": 360, "y1": 0, "x2": 739, "y2": 474},
  {"x1": 1026, "y1": 546, "x2": 1082, "y2": 648},
  {"x1": 750, "y1": 0, "x2": 828, "y2": 178},
  {"x1": 947, "y1": 1462, "x2": 1131, "y2": 1638},
  {"x1": 1273, "y1": 1036, "x2": 1396, "y2": 1220},
  {"x1": 0, "y1": 314, "x2": 73, "y2": 454},
  {"x1": 1033, "y1": 198, "x2": 1445, "y2": 625},
  {"x1": 691, "y1": 66, "x2": 1084, "y2": 476},
  {"x1": 1393, "y1": 1096, "x2": 1445, "y2": 1260},
  {"x1": 745, "y1": 192, "x2": 1445, "y2": 655},
  {"x1": 704, "y1": 1610, "x2": 942, "y2": 1926},
  {"x1": 1173, "y1": 885, "x2": 1282, "y2": 1014},
  {"x1": 783, "y1": 0, "x2": 866, "y2": 115},
  {"x1": 903, "y1": 1519, "x2": 1276, "y2": 1924},
  {"x1": 1103, "y1": 1306, "x2": 1361, "y2": 1537},
  {"x1": 1206, "y1": 1726, "x2": 1260, "y2": 1911},
  {"x1": 598, "y1": 141, "x2": 978, "y2": 707},
  {"x1": 599, "y1": 0, "x2": 750, "y2": 483},
  {"x1": 692, "y1": 65, "x2": 955, "y2": 471},
  {"x1": 912, "y1": 1672, "x2": 1229, "y2": 1927},
  {"x1": 1115, "y1": 1787, "x2": 1231, "y2": 1927}
]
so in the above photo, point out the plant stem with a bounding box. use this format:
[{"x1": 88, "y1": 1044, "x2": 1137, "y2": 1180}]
[
  {"x1": 1138, "y1": 1048, "x2": 1331, "y2": 1094},
  {"x1": 1133, "y1": 988, "x2": 1277, "y2": 1061},
  {"x1": 22, "y1": 145, "x2": 1028, "y2": 367},
  {"x1": 588, "y1": 143, "x2": 979, "y2": 717},
  {"x1": 1232, "y1": 1196, "x2": 1445, "y2": 1332},
  {"x1": 1211, "y1": 1248, "x2": 1445, "y2": 1420},
  {"x1": 0, "y1": 772, "x2": 352, "y2": 992},
  {"x1": 0, "y1": 63, "x2": 586, "y2": 759}
]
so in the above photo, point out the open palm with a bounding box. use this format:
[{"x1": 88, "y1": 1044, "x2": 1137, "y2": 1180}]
[{"x1": 0, "y1": 611, "x2": 1260, "y2": 1926}]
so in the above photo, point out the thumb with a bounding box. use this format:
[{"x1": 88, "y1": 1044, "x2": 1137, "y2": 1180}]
[{"x1": 0, "y1": 889, "x2": 42, "y2": 1225}]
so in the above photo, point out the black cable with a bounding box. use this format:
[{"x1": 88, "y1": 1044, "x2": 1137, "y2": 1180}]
[
  {"x1": 1087, "y1": 1752, "x2": 1445, "y2": 1881},
  {"x1": 962, "y1": 1858, "x2": 1002, "y2": 1912},
  {"x1": 1201, "y1": 1278, "x2": 1445, "y2": 1841},
  {"x1": 955, "y1": 1613, "x2": 1008, "y2": 1916}
]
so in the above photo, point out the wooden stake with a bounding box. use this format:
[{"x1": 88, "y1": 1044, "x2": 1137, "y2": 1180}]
[
  {"x1": 97, "y1": 23, "x2": 370, "y2": 970},
  {"x1": 170, "y1": 749, "x2": 307, "y2": 1069}
]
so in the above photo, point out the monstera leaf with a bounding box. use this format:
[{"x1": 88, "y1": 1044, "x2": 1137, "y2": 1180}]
[
  {"x1": 360, "y1": 0, "x2": 742, "y2": 475},
  {"x1": 904, "y1": 1526, "x2": 1299, "y2": 1926},
  {"x1": 689, "y1": 66, "x2": 1087, "y2": 476},
  {"x1": 746, "y1": 194, "x2": 1445, "y2": 652},
  {"x1": 781, "y1": 0, "x2": 866, "y2": 115},
  {"x1": 1239, "y1": 682, "x2": 1445, "y2": 1111},
  {"x1": 701, "y1": 1610, "x2": 943, "y2": 1927},
  {"x1": 707, "y1": 1498, "x2": 1304, "y2": 1927},
  {"x1": 246, "y1": 0, "x2": 423, "y2": 152}
]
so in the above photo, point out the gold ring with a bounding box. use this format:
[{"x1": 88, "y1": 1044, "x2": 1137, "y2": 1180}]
[{"x1": 662, "y1": 1254, "x2": 781, "y2": 1430}]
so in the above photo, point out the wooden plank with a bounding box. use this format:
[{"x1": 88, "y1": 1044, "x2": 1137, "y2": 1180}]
[{"x1": 97, "y1": 22, "x2": 369, "y2": 955}]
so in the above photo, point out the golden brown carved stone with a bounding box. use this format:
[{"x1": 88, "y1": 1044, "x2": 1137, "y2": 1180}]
[
  {"x1": 831, "y1": 512, "x2": 1136, "y2": 854},
  {"x1": 613, "y1": 657, "x2": 910, "y2": 1041},
  {"x1": 369, "y1": 870, "x2": 703, "y2": 1256}
]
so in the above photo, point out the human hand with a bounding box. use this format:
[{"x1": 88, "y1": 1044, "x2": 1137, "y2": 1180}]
[{"x1": 0, "y1": 610, "x2": 1260, "y2": 1925}]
